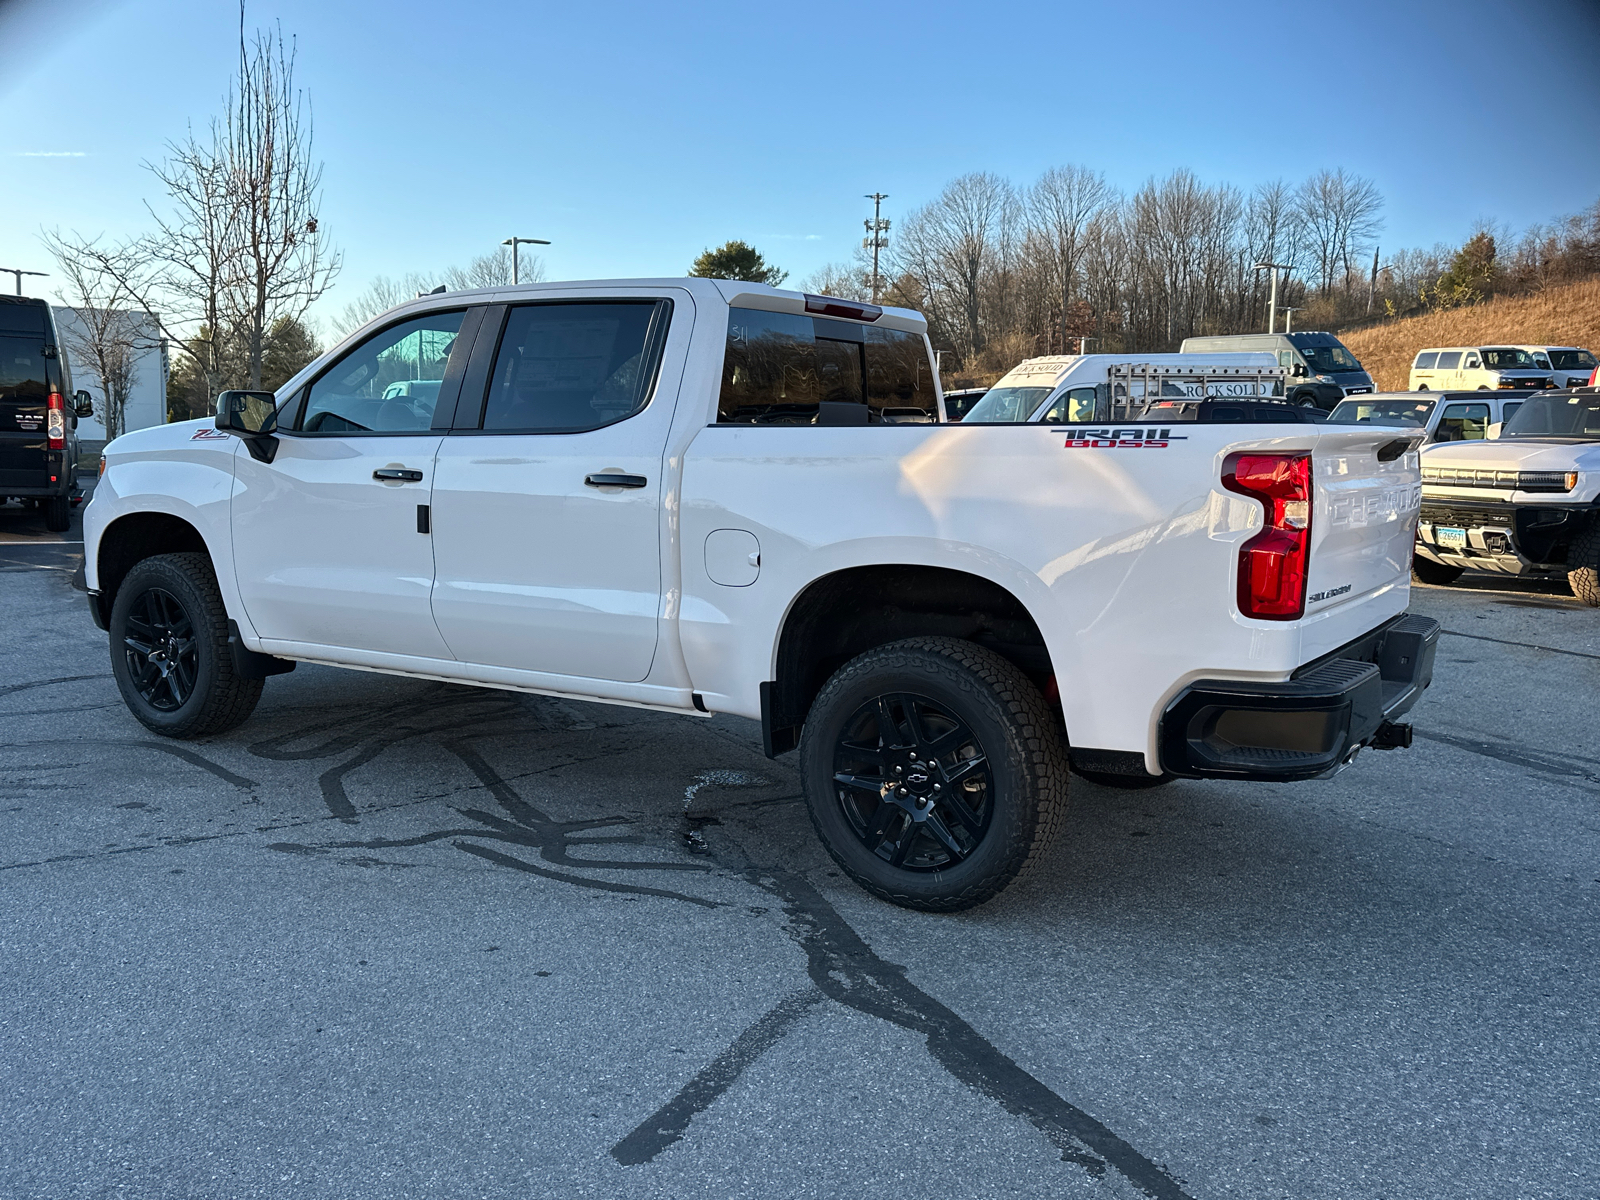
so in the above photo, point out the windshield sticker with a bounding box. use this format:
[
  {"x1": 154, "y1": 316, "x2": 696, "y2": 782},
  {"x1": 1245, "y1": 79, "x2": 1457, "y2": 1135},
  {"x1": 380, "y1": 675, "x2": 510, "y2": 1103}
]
[
  {"x1": 1058, "y1": 426, "x2": 1189, "y2": 449},
  {"x1": 190, "y1": 428, "x2": 232, "y2": 440}
]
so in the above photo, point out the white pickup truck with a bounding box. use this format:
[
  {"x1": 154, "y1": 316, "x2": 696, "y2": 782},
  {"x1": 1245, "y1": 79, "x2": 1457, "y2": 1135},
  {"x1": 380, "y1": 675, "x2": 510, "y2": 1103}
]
[{"x1": 84, "y1": 278, "x2": 1440, "y2": 910}]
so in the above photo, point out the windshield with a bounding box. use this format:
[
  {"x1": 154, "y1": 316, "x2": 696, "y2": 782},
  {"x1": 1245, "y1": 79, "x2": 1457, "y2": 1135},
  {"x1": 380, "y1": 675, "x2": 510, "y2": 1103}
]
[
  {"x1": 1501, "y1": 393, "x2": 1600, "y2": 439},
  {"x1": 1480, "y1": 348, "x2": 1535, "y2": 369},
  {"x1": 1549, "y1": 350, "x2": 1598, "y2": 370},
  {"x1": 1327, "y1": 398, "x2": 1434, "y2": 426},
  {"x1": 1298, "y1": 343, "x2": 1361, "y2": 373},
  {"x1": 963, "y1": 385, "x2": 1055, "y2": 423}
]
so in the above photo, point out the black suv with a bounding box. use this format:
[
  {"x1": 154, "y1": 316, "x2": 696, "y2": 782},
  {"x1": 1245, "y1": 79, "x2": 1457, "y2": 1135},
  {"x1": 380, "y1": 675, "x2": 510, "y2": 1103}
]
[{"x1": 0, "y1": 296, "x2": 93, "y2": 531}]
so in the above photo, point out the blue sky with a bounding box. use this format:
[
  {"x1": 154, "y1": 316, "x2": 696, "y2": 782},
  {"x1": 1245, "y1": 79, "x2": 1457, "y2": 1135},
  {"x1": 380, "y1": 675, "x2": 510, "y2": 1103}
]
[{"x1": 3, "y1": 0, "x2": 1598, "y2": 333}]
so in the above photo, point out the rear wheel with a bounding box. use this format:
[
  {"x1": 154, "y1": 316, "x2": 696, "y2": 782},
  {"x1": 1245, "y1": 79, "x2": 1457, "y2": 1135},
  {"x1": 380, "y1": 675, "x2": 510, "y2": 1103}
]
[
  {"x1": 1567, "y1": 520, "x2": 1600, "y2": 607},
  {"x1": 1412, "y1": 554, "x2": 1464, "y2": 586},
  {"x1": 109, "y1": 552, "x2": 263, "y2": 738},
  {"x1": 43, "y1": 494, "x2": 70, "y2": 532},
  {"x1": 799, "y1": 637, "x2": 1068, "y2": 912}
]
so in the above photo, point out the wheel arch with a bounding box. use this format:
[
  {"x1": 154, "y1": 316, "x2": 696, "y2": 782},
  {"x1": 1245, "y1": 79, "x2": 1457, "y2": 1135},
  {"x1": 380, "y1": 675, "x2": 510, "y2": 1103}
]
[
  {"x1": 763, "y1": 563, "x2": 1059, "y2": 756},
  {"x1": 93, "y1": 511, "x2": 214, "y2": 627}
]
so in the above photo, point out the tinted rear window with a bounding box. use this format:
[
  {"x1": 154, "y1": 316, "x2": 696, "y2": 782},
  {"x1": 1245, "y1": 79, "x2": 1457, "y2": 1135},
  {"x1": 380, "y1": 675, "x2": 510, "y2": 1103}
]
[
  {"x1": 0, "y1": 337, "x2": 48, "y2": 403},
  {"x1": 718, "y1": 309, "x2": 935, "y2": 425},
  {"x1": 0, "y1": 303, "x2": 47, "y2": 337}
]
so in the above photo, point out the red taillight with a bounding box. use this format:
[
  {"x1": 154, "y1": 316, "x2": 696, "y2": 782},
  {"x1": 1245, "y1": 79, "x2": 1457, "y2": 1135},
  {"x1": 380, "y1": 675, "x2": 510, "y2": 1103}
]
[
  {"x1": 46, "y1": 392, "x2": 66, "y2": 450},
  {"x1": 1223, "y1": 452, "x2": 1312, "y2": 620}
]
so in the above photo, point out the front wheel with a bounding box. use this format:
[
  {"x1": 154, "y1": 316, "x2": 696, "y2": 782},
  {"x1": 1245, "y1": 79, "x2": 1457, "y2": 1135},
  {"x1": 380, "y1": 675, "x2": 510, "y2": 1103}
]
[
  {"x1": 799, "y1": 637, "x2": 1068, "y2": 912},
  {"x1": 109, "y1": 552, "x2": 263, "y2": 738},
  {"x1": 1567, "y1": 520, "x2": 1600, "y2": 607},
  {"x1": 1412, "y1": 554, "x2": 1464, "y2": 586}
]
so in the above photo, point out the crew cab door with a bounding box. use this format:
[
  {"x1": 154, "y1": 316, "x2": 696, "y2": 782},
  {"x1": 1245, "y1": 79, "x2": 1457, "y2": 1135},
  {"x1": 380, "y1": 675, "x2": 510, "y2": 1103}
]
[
  {"x1": 428, "y1": 292, "x2": 687, "y2": 683},
  {"x1": 230, "y1": 307, "x2": 482, "y2": 660}
]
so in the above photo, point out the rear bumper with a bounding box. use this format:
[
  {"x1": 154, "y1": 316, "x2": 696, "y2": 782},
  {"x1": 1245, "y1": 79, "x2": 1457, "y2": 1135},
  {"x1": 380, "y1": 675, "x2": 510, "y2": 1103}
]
[{"x1": 1159, "y1": 612, "x2": 1439, "y2": 782}]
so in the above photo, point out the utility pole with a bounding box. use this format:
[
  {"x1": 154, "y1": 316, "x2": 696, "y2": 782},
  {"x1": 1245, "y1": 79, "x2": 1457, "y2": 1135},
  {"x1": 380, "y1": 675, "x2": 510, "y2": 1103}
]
[
  {"x1": 862, "y1": 193, "x2": 890, "y2": 304},
  {"x1": 0, "y1": 268, "x2": 46, "y2": 295},
  {"x1": 1253, "y1": 261, "x2": 1291, "y2": 334},
  {"x1": 1366, "y1": 246, "x2": 1381, "y2": 315},
  {"x1": 501, "y1": 237, "x2": 551, "y2": 286}
]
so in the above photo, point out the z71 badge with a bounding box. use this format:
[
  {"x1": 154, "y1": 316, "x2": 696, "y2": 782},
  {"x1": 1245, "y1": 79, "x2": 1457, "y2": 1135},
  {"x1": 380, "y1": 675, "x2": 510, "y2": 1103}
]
[
  {"x1": 190, "y1": 427, "x2": 232, "y2": 440},
  {"x1": 1058, "y1": 426, "x2": 1189, "y2": 449}
]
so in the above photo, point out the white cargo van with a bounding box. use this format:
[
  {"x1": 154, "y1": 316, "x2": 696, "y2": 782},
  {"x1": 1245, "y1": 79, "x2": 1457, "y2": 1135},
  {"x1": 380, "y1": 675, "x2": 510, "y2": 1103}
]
[
  {"x1": 1408, "y1": 346, "x2": 1553, "y2": 391},
  {"x1": 963, "y1": 353, "x2": 1282, "y2": 424},
  {"x1": 1518, "y1": 345, "x2": 1597, "y2": 389}
]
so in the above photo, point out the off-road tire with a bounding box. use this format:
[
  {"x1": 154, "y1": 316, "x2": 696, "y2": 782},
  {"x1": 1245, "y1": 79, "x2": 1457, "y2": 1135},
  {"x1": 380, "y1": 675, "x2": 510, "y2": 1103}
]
[
  {"x1": 1411, "y1": 554, "x2": 1463, "y2": 586},
  {"x1": 43, "y1": 494, "x2": 70, "y2": 532},
  {"x1": 1070, "y1": 765, "x2": 1174, "y2": 790},
  {"x1": 1567, "y1": 519, "x2": 1600, "y2": 607},
  {"x1": 799, "y1": 637, "x2": 1069, "y2": 912},
  {"x1": 109, "y1": 552, "x2": 263, "y2": 738}
]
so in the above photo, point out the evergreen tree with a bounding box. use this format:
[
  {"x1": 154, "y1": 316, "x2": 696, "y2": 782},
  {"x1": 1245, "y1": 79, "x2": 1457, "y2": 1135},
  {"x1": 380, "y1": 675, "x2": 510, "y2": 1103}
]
[{"x1": 688, "y1": 240, "x2": 788, "y2": 286}]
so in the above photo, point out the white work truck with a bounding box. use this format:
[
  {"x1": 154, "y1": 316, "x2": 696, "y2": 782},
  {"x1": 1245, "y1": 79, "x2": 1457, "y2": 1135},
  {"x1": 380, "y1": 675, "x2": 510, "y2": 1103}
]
[{"x1": 84, "y1": 279, "x2": 1439, "y2": 910}]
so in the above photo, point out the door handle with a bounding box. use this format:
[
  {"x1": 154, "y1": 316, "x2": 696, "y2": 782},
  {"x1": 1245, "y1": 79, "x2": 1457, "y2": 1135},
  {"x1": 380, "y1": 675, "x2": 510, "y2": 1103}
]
[
  {"x1": 373, "y1": 468, "x2": 425, "y2": 482},
  {"x1": 584, "y1": 473, "x2": 648, "y2": 489}
]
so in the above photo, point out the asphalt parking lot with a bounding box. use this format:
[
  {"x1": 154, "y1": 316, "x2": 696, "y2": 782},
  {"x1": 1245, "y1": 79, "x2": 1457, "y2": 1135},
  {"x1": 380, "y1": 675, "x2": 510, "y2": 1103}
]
[{"x1": 2, "y1": 499, "x2": 1597, "y2": 1200}]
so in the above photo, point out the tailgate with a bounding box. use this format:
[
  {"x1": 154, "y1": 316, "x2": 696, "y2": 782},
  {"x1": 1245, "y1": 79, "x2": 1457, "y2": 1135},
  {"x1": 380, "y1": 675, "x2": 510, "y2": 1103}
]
[{"x1": 1301, "y1": 425, "x2": 1421, "y2": 655}]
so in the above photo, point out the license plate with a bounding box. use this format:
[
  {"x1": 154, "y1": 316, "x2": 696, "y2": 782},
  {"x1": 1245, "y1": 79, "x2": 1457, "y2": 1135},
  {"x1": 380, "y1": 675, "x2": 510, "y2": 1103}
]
[{"x1": 1436, "y1": 527, "x2": 1467, "y2": 550}]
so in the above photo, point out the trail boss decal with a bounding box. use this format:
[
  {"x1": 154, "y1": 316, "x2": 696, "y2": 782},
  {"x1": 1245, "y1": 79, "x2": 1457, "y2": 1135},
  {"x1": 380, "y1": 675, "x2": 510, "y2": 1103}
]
[
  {"x1": 190, "y1": 427, "x2": 232, "y2": 440},
  {"x1": 1057, "y1": 426, "x2": 1189, "y2": 449}
]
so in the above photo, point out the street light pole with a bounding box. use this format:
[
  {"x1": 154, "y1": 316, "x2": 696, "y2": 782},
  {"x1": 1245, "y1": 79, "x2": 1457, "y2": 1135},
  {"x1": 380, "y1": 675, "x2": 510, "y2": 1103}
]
[
  {"x1": 1252, "y1": 260, "x2": 1291, "y2": 334},
  {"x1": 501, "y1": 237, "x2": 551, "y2": 286},
  {"x1": 1282, "y1": 306, "x2": 1302, "y2": 334},
  {"x1": 0, "y1": 268, "x2": 46, "y2": 295},
  {"x1": 862, "y1": 193, "x2": 889, "y2": 304}
]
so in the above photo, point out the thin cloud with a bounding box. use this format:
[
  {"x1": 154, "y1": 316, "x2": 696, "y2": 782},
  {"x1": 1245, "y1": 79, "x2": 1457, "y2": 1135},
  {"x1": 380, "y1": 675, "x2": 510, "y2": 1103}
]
[
  {"x1": 759, "y1": 233, "x2": 824, "y2": 241},
  {"x1": 15, "y1": 151, "x2": 87, "y2": 157}
]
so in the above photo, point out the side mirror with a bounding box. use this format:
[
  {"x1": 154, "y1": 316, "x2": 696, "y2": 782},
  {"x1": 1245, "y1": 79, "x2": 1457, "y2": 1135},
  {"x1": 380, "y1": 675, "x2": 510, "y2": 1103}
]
[
  {"x1": 1291, "y1": 363, "x2": 1308, "y2": 377},
  {"x1": 214, "y1": 390, "x2": 279, "y2": 436},
  {"x1": 1487, "y1": 422, "x2": 1503, "y2": 440},
  {"x1": 73, "y1": 389, "x2": 94, "y2": 418}
]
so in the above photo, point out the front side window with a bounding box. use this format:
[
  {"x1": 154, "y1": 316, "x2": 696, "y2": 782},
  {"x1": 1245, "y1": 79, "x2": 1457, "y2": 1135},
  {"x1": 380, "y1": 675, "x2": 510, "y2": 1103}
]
[
  {"x1": 1502, "y1": 402, "x2": 1523, "y2": 423},
  {"x1": 717, "y1": 308, "x2": 936, "y2": 424},
  {"x1": 300, "y1": 311, "x2": 466, "y2": 434},
  {"x1": 478, "y1": 301, "x2": 668, "y2": 433},
  {"x1": 1435, "y1": 351, "x2": 1463, "y2": 370},
  {"x1": 1040, "y1": 387, "x2": 1100, "y2": 423},
  {"x1": 1414, "y1": 351, "x2": 1439, "y2": 370},
  {"x1": 1436, "y1": 403, "x2": 1490, "y2": 442}
]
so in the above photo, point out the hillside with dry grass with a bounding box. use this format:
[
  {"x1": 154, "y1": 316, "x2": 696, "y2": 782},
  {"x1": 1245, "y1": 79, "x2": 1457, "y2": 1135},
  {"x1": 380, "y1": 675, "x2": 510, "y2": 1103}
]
[{"x1": 1340, "y1": 278, "x2": 1600, "y2": 391}]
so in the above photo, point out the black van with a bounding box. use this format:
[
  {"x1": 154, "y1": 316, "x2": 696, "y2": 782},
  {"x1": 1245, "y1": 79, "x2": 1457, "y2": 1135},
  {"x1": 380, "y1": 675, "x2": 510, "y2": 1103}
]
[{"x1": 0, "y1": 296, "x2": 93, "y2": 532}]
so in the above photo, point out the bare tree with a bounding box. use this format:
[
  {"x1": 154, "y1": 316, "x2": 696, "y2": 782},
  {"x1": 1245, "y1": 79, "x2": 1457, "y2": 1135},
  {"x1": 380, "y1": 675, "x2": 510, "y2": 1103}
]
[
  {"x1": 224, "y1": 19, "x2": 339, "y2": 388},
  {"x1": 1026, "y1": 165, "x2": 1111, "y2": 349},
  {"x1": 43, "y1": 232, "x2": 154, "y2": 441},
  {"x1": 46, "y1": 8, "x2": 337, "y2": 406},
  {"x1": 1295, "y1": 168, "x2": 1383, "y2": 294}
]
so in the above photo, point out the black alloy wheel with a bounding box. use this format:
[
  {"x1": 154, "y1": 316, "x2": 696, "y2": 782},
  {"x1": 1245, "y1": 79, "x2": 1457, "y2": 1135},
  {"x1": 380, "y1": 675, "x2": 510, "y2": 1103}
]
[
  {"x1": 799, "y1": 637, "x2": 1068, "y2": 912},
  {"x1": 108, "y1": 552, "x2": 263, "y2": 738},
  {"x1": 832, "y1": 692, "x2": 993, "y2": 872},
  {"x1": 121, "y1": 586, "x2": 199, "y2": 711}
]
